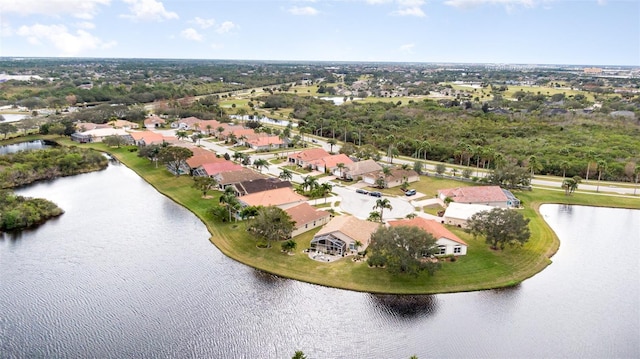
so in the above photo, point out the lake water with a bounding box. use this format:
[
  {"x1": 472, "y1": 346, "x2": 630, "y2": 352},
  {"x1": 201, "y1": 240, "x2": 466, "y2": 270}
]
[
  {"x1": 1, "y1": 163, "x2": 638, "y2": 358},
  {"x1": 0, "y1": 114, "x2": 28, "y2": 123},
  {"x1": 0, "y1": 140, "x2": 52, "y2": 155}
]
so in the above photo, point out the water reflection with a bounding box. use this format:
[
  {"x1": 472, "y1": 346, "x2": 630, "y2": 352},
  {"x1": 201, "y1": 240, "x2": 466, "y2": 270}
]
[
  {"x1": 369, "y1": 294, "x2": 438, "y2": 319},
  {"x1": 0, "y1": 140, "x2": 52, "y2": 155}
]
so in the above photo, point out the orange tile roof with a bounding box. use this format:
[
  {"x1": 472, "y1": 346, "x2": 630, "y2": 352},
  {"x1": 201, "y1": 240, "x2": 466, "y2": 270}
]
[
  {"x1": 285, "y1": 202, "x2": 330, "y2": 228},
  {"x1": 200, "y1": 162, "x2": 243, "y2": 176},
  {"x1": 239, "y1": 187, "x2": 307, "y2": 208},
  {"x1": 388, "y1": 217, "x2": 467, "y2": 245},
  {"x1": 186, "y1": 150, "x2": 225, "y2": 168},
  {"x1": 248, "y1": 135, "x2": 283, "y2": 147},
  {"x1": 129, "y1": 131, "x2": 167, "y2": 144},
  {"x1": 289, "y1": 148, "x2": 330, "y2": 162}
]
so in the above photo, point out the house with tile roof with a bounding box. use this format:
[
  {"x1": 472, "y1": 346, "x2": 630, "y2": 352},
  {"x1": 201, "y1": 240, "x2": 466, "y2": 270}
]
[
  {"x1": 288, "y1": 148, "x2": 331, "y2": 168},
  {"x1": 238, "y1": 187, "x2": 307, "y2": 210},
  {"x1": 246, "y1": 135, "x2": 285, "y2": 151},
  {"x1": 438, "y1": 185, "x2": 518, "y2": 208},
  {"x1": 215, "y1": 168, "x2": 267, "y2": 190},
  {"x1": 442, "y1": 202, "x2": 494, "y2": 228},
  {"x1": 285, "y1": 203, "x2": 331, "y2": 237},
  {"x1": 129, "y1": 131, "x2": 176, "y2": 146},
  {"x1": 232, "y1": 178, "x2": 292, "y2": 197},
  {"x1": 340, "y1": 159, "x2": 383, "y2": 181},
  {"x1": 195, "y1": 161, "x2": 244, "y2": 178},
  {"x1": 144, "y1": 115, "x2": 165, "y2": 129},
  {"x1": 362, "y1": 168, "x2": 419, "y2": 188},
  {"x1": 388, "y1": 217, "x2": 467, "y2": 256},
  {"x1": 309, "y1": 153, "x2": 353, "y2": 174},
  {"x1": 185, "y1": 148, "x2": 225, "y2": 173},
  {"x1": 310, "y1": 215, "x2": 380, "y2": 257}
]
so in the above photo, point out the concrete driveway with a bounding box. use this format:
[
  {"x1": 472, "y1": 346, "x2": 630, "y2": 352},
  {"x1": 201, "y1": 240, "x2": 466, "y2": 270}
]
[{"x1": 332, "y1": 186, "x2": 415, "y2": 220}]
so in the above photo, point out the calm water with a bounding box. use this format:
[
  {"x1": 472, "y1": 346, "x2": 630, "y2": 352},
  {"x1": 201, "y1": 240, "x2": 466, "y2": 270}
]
[
  {"x1": 0, "y1": 140, "x2": 52, "y2": 155},
  {"x1": 1, "y1": 163, "x2": 638, "y2": 358}
]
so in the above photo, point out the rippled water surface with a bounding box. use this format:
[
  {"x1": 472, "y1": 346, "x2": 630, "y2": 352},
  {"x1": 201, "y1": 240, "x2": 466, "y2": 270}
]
[{"x1": 1, "y1": 163, "x2": 638, "y2": 358}]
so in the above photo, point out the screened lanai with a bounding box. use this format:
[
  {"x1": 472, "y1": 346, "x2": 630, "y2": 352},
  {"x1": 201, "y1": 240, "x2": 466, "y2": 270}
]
[{"x1": 310, "y1": 234, "x2": 346, "y2": 256}]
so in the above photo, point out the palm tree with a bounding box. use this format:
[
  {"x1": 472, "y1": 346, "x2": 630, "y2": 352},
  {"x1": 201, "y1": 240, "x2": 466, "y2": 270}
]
[
  {"x1": 302, "y1": 175, "x2": 318, "y2": 192},
  {"x1": 560, "y1": 160, "x2": 570, "y2": 178},
  {"x1": 175, "y1": 130, "x2": 188, "y2": 141},
  {"x1": 528, "y1": 155, "x2": 542, "y2": 177},
  {"x1": 562, "y1": 176, "x2": 581, "y2": 195},
  {"x1": 219, "y1": 187, "x2": 240, "y2": 222},
  {"x1": 216, "y1": 126, "x2": 225, "y2": 139},
  {"x1": 367, "y1": 211, "x2": 381, "y2": 222},
  {"x1": 253, "y1": 158, "x2": 269, "y2": 173},
  {"x1": 327, "y1": 138, "x2": 337, "y2": 153},
  {"x1": 279, "y1": 168, "x2": 293, "y2": 181},
  {"x1": 373, "y1": 198, "x2": 392, "y2": 222},
  {"x1": 634, "y1": 165, "x2": 640, "y2": 196},
  {"x1": 585, "y1": 150, "x2": 596, "y2": 181},
  {"x1": 205, "y1": 124, "x2": 212, "y2": 135},
  {"x1": 320, "y1": 182, "x2": 332, "y2": 203},
  {"x1": 336, "y1": 162, "x2": 346, "y2": 179},
  {"x1": 596, "y1": 159, "x2": 607, "y2": 192}
]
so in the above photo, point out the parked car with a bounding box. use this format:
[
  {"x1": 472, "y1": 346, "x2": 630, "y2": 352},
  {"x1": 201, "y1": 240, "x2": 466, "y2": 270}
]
[
  {"x1": 356, "y1": 188, "x2": 369, "y2": 195},
  {"x1": 405, "y1": 189, "x2": 417, "y2": 196},
  {"x1": 369, "y1": 191, "x2": 382, "y2": 197}
]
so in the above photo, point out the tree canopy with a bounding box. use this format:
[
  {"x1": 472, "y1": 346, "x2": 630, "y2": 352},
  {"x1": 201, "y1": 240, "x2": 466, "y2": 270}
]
[
  {"x1": 467, "y1": 208, "x2": 531, "y2": 250},
  {"x1": 367, "y1": 226, "x2": 439, "y2": 276},
  {"x1": 247, "y1": 206, "x2": 295, "y2": 247},
  {"x1": 157, "y1": 146, "x2": 193, "y2": 176}
]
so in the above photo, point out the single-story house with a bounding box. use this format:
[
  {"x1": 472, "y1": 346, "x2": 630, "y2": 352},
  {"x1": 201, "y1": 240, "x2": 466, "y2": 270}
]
[
  {"x1": 238, "y1": 187, "x2": 307, "y2": 210},
  {"x1": 288, "y1": 148, "x2": 331, "y2": 168},
  {"x1": 215, "y1": 168, "x2": 267, "y2": 190},
  {"x1": 129, "y1": 131, "x2": 176, "y2": 146},
  {"x1": 438, "y1": 185, "x2": 519, "y2": 208},
  {"x1": 171, "y1": 116, "x2": 202, "y2": 130},
  {"x1": 109, "y1": 119, "x2": 139, "y2": 129},
  {"x1": 310, "y1": 215, "x2": 380, "y2": 256},
  {"x1": 246, "y1": 135, "x2": 285, "y2": 151},
  {"x1": 442, "y1": 202, "x2": 495, "y2": 228},
  {"x1": 362, "y1": 168, "x2": 419, "y2": 188},
  {"x1": 185, "y1": 148, "x2": 224, "y2": 173},
  {"x1": 310, "y1": 153, "x2": 353, "y2": 174},
  {"x1": 388, "y1": 217, "x2": 467, "y2": 256},
  {"x1": 71, "y1": 128, "x2": 133, "y2": 144},
  {"x1": 232, "y1": 178, "x2": 292, "y2": 197},
  {"x1": 144, "y1": 115, "x2": 165, "y2": 129},
  {"x1": 285, "y1": 202, "x2": 331, "y2": 237},
  {"x1": 340, "y1": 159, "x2": 382, "y2": 181},
  {"x1": 194, "y1": 161, "x2": 244, "y2": 178}
]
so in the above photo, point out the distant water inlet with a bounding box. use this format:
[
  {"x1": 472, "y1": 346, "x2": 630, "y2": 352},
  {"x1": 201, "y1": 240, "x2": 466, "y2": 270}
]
[
  {"x1": 0, "y1": 140, "x2": 53, "y2": 155},
  {"x1": 0, "y1": 163, "x2": 638, "y2": 358}
]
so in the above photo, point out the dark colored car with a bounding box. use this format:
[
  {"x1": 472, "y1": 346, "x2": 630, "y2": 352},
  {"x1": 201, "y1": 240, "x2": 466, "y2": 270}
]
[
  {"x1": 369, "y1": 191, "x2": 382, "y2": 197},
  {"x1": 356, "y1": 188, "x2": 369, "y2": 195}
]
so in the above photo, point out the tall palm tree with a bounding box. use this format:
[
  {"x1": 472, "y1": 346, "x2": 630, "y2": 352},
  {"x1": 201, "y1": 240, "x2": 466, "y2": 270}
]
[
  {"x1": 302, "y1": 175, "x2": 318, "y2": 192},
  {"x1": 585, "y1": 150, "x2": 596, "y2": 181},
  {"x1": 320, "y1": 182, "x2": 332, "y2": 203},
  {"x1": 327, "y1": 138, "x2": 337, "y2": 153},
  {"x1": 279, "y1": 168, "x2": 293, "y2": 181},
  {"x1": 560, "y1": 160, "x2": 570, "y2": 178},
  {"x1": 596, "y1": 159, "x2": 607, "y2": 192},
  {"x1": 253, "y1": 158, "x2": 269, "y2": 173},
  {"x1": 219, "y1": 187, "x2": 240, "y2": 222},
  {"x1": 336, "y1": 162, "x2": 346, "y2": 179},
  {"x1": 373, "y1": 198, "x2": 392, "y2": 222}
]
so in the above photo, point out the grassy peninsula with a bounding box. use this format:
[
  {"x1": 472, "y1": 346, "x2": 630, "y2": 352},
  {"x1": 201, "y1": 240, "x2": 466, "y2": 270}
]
[{"x1": 75, "y1": 141, "x2": 640, "y2": 294}]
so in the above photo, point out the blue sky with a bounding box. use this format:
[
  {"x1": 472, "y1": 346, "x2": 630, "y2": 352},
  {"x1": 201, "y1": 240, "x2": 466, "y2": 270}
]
[{"x1": 0, "y1": 0, "x2": 638, "y2": 66}]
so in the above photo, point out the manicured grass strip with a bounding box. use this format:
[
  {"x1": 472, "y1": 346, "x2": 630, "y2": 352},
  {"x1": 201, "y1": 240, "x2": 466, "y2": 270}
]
[{"x1": 66, "y1": 141, "x2": 640, "y2": 294}]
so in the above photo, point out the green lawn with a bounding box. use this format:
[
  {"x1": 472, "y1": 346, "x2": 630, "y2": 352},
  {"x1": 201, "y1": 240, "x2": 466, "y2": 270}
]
[{"x1": 44, "y1": 139, "x2": 640, "y2": 294}]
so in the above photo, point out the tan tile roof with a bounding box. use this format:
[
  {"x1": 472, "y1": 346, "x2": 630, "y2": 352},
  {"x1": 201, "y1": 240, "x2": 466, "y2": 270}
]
[
  {"x1": 344, "y1": 159, "x2": 382, "y2": 176},
  {"x1": 129, "y1": 131, "x2": 168, "y2": 145},
  {"x1": 365, "y1": 168, "x2": 419, "y2": 182},
  {"x1": 315, "y1": 215, "x2": 380, "y2": 245},
  {"x1": 239, "y1": 187, "x2": 307, "y2": 208},
  {"x1": 186, "y1": 150, "x2": 225, "y2": 168},
  {"x1": 388, "y1": 217, "x2": 467, "y2": 245},
  {"x1": 144, "y1": 115, "x2": 165, "y2": 125},
  {"x1": 439, "y1": 186, "x2": 507, "y2": 204},
  {"x1": 216, "y1": 168, "x2": 267, "y2": 185},
  {"x1": 200, "y1": 162, "x2": 244, "y2": 176},
  {"x1": 248, "y1": 135, "x2": 283, "y2": 147},
  {"x1": 310, "y1": 153, "x2": 353, "y2": 168},
  {"x1": 285, "y1": 202, "x2": 330, "y2": 228}
]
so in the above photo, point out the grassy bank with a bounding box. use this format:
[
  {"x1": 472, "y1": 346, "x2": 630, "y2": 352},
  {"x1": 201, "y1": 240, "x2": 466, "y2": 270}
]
[{"x1": 57, "y1": 140, "x2": 640, "y2": 294}]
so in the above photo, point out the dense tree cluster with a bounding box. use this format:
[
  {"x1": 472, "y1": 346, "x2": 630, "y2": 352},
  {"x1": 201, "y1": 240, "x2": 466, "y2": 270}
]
[
  {"x1": 0, "y1": 147, "x2": 108, "y2": 188},
  {"x1": 0, "y1": 190, "x2": 64, "y2": 231},
  {"x1": 467, "y1": 208, "x2": 531, "y2": 250},
  {"x1": 247, "y1": 206, "x2": 295, "y2": 247},
  {"x1": 367, "y1": 226, "x2": 440, "y2": 276}
]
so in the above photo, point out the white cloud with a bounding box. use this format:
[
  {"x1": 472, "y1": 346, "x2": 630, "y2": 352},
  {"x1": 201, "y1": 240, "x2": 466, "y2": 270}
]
[
  {"x1": 400, "y1": 43, "x2": 415, "y2": 53},
  {"x1": 392, "y1": 6, "x2": 425, "y2": 17},
  {"x1": 181, "y1": 28, "x2": 203, "y2": 41},
  {"x1": 120, "y1": 0, "x2": 178, "y2": 22},
  {"x1": 0, "y1": 0, "x2": 110, "y2": 19},
  {"x1": 1, "y1": 22, "x2": 13, "y2": 37},
  {"x1": 288, "y1": 6, "x2": 319, "y2": 15},
  {"x1": 16, "y1": 24, "x2": 116, "y2": 56},
  {"x1": 190, "y1": 17, "x2": 216, "y2": 29},
  {"x1": 444, "y1": 0, "x2": 538, "y2": 9},
  {"x1": 75, "y1": 21, "x2": 96, "y2": 30},
  {"x1": 216, "y1": 21, "x2": 237, "y2": 34}
]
